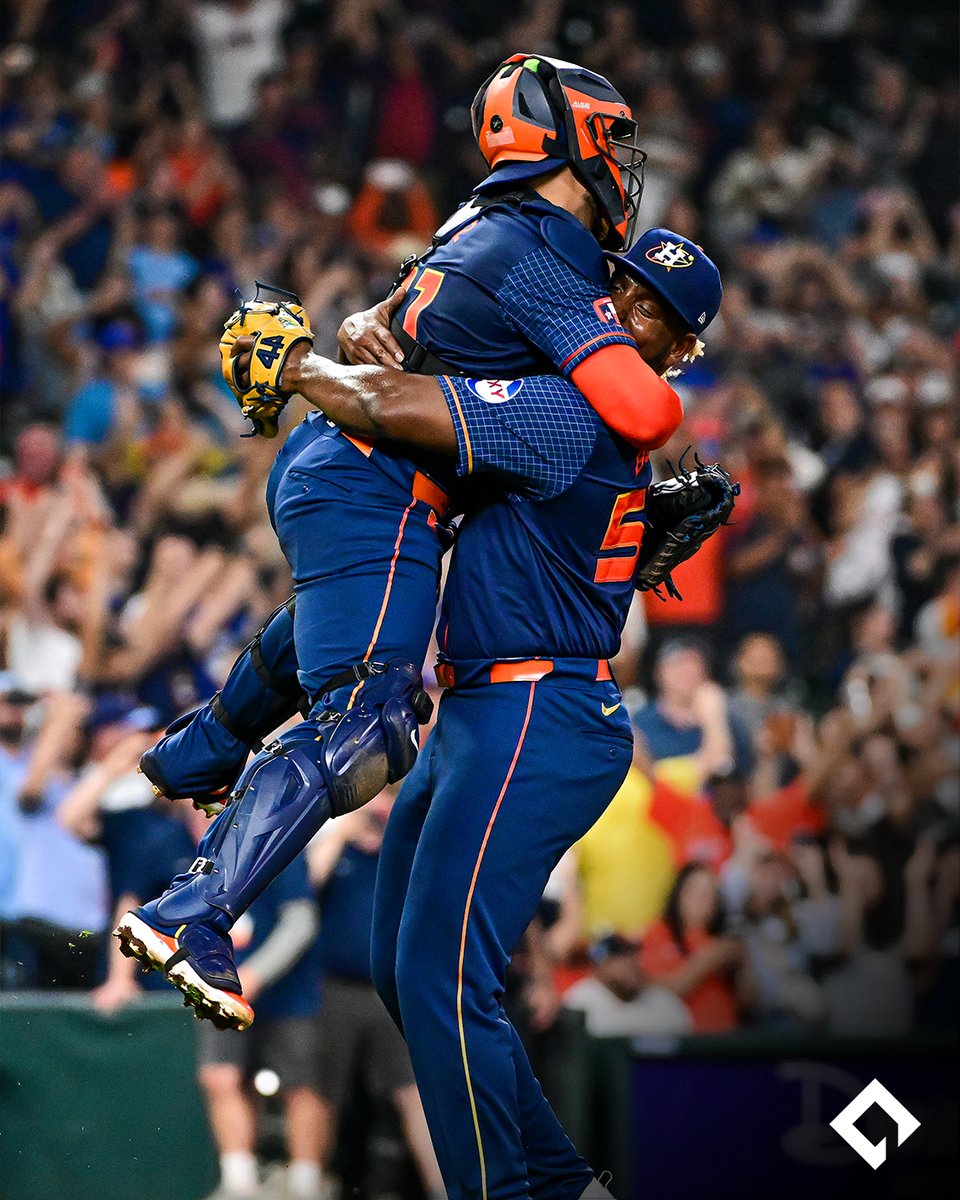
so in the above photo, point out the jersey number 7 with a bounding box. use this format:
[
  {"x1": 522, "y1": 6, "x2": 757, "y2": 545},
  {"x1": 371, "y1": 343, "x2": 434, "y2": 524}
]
[
  {"x1": 402, "y1": 269, "x2": 445, "y2": 340},
  {"x1": 594, "y1": 488, "x2": 647, "y2": 583}
]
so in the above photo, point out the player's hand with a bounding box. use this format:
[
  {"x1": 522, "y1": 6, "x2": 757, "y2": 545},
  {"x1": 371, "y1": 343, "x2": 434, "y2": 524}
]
[
  {"x1": 231, "y1": 333, "x2": 311, "y2": 393},
  {"x1": 230, "y1": 334, "x2": 255, "y2": 389},
  {"x1": 337, "y1": 286, "x2": 407, "y2": 368}
]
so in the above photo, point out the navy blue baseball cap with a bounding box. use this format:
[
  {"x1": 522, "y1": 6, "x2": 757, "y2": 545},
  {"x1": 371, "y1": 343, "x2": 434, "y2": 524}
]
[{"x1": 606, "y1": 228, "x2": 722, "y2": 333}]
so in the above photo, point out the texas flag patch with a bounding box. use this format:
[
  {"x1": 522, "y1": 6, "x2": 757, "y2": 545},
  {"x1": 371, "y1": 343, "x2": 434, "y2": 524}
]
[
  {"x1": 593, "y1": 296, "x2": 619, "y2": 323},
  {"x1": 466, "y1": 378, "x2": 525, "y2": 404}
]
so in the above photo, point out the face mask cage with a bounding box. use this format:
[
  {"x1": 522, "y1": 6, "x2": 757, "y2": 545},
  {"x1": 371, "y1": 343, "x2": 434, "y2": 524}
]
[{"x1": 586, "y1": 111, "x2": 647, "y2": 249}]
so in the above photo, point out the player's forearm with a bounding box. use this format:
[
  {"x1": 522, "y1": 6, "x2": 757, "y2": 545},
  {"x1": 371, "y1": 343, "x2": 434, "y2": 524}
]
[
  {"x1": 570, "y1": 345, "x2": 683, "y2": 450},
  {"x1": 283, "y1": 349, "x2": 457, "y2": 453}
]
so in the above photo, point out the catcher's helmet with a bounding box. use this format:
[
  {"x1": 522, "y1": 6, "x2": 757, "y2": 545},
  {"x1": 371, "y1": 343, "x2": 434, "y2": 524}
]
[{"x1": 470, "y1": 54, "x2": 646, "y2": 250}]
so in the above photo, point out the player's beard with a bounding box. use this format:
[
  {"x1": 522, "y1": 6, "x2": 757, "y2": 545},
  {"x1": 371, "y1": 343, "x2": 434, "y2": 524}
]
[{"x1": 643, "y1": 346, "x2": 672, "y2": 377}]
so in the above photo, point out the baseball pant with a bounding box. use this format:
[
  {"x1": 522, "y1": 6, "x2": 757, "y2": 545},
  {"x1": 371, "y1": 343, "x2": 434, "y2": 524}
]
[
  {"x1": 371, "y1": 663, "x2": 633, "y2": 1200},
  {"x1": 266, "y1": 419, "x2": 445, "y2": 710}
]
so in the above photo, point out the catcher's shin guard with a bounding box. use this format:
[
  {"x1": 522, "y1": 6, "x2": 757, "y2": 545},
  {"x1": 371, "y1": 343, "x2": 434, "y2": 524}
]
[
  {"x1": 140, "y1": 597, "x2": 306, "y2": 814},
  {"x1": 147, "y1": 660, "x2": 432, "y2": 932}
]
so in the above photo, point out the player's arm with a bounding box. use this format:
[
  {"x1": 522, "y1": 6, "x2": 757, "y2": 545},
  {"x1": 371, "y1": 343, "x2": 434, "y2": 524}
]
[
  {"x1": 497, "y1": 245, "x2": 683, "y2": 449},
  {"x1": 568, "y1": 346, "x2": 682, "y2": 450},
  {"x1": 237, "y1": 339, "x2": 593, "y2": 493},
  {"x1": 276, "y1": 341, "x2": 458, "y2": 453}
]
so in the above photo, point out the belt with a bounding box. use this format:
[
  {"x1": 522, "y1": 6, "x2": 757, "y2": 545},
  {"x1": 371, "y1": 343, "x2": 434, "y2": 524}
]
[
  {"x1": 340, "y1": 432, "x2": 451, "y2": 518},
  {"x1": 435, "y1": 657, "x2": 613, "y2": 689}
]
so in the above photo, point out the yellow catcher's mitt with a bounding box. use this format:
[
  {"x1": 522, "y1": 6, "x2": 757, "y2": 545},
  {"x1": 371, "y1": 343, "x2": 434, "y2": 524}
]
[{"x1": 220, "y1": 281, "x2": 314, "y2": 438}]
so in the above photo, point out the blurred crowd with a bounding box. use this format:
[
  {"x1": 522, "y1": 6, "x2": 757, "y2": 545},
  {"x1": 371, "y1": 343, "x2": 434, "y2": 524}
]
[{"x1": 0, "y1": 0, "x2": 958, "y2": 1192}]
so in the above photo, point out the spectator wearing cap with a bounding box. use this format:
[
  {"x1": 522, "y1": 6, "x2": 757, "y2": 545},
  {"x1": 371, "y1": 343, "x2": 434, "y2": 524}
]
[
  {"x1": 347, "y1": 159, "x2": 439, "y2": 266},
  {"x1": 563, "y1": 932, "x2": 693, "y2": 1038},
  {"x1": 63, "y1": 318, "x2": 144, "y2": 450},
  {"x1": 57, "y1": 693, "x2": 191, "y2": 1011}
]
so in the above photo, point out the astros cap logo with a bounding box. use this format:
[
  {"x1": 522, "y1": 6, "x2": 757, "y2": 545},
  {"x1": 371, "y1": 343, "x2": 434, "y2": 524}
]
[{"x1": 645, "y1": 239, "x2": 696, "y2": 271}]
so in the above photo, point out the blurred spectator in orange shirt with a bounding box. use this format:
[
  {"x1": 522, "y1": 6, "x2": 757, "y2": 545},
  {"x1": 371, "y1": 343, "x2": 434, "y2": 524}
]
[
  {"x1": 347, "y1": 160, "x2": 438, "y2": 266},
  {"x1": 640, "y1": 863, "x2": 744, "y2": 1033},
  {"x1": 164, "y1": 115, "x2": 238, "y2": 227}
]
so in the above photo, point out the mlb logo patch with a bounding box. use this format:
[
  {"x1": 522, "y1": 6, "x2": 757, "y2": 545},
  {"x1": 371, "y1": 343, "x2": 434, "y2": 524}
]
[{"x1": 467, "y1": 379, "x2": 525, "y2": 404}]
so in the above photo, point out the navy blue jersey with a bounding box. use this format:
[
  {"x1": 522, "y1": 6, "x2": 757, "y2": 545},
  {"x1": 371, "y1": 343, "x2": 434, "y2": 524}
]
[
  {"x1": 100, "y1": 809, "x2": 196, "y2": 903},
  {"x1": 436, "y1": 375, "x2": 652, "y2": 661},
  {"x1": 317, "y1": 841, "x2": 380, "y2": 984},
  {"x1": 315, "y1": 194, "x2": 632, "y2": 505},
  {"x1": 396, "y1": 195, "x2": 633, "y2": 378}
]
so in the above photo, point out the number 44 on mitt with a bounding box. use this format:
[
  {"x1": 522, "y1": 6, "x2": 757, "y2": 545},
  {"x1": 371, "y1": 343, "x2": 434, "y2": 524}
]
[
  {"x1": 635, "y1": 454, "x2": 740, "y2": 601},
  {"x1": 220, "y1": 281, "x2": 314, "y2": 437}
]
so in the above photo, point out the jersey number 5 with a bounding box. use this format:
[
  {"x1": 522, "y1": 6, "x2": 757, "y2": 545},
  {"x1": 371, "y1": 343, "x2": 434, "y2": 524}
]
[
  {"x1": 402, "y1": 268, "x2": 445, "y2": 340},
  {"x1": 594, "y1": 488, "x2": 647, "y2": 583}
]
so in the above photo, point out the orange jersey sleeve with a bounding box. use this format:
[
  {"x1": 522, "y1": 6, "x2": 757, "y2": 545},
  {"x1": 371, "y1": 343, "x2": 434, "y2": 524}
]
[{"x1": 570, "y1": 343, "x2": 683, "y2": 450}]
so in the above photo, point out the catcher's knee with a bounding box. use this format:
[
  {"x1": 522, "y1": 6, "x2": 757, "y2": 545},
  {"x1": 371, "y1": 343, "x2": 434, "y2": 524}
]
[
  {"x1": 321, "y1": 659, "x2": 433, "y2": 815},
  {"x1": 231, "y1": 659, "x2": 430, "y2": 820}
]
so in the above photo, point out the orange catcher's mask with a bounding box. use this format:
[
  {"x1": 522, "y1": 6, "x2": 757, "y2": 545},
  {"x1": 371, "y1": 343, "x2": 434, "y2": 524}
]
[{"x1": 470, "y1": 54, "x2": 646, "y2": 250}]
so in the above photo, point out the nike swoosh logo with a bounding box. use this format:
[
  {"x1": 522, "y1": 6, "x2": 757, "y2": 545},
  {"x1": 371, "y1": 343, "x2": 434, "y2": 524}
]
[{"x1": 601, "y1": 702, "x2": 621, "y2": 717}]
